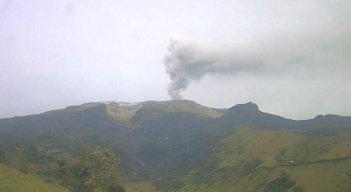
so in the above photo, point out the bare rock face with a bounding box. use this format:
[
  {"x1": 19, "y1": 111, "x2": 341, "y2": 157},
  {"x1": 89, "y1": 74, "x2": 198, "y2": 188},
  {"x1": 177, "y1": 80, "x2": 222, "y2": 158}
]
[
  {"x1": 105, "y1": 100, "x2": 223, "y2": 128},
  {"x1": 105, "y1": 102, "x2": 142, "y2": 127}
]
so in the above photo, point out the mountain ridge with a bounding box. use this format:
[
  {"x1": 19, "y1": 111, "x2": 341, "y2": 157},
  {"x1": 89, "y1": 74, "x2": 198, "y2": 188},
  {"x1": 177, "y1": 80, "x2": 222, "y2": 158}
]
[
  {"x1": 2, "y1": 100, "x2": 350, "y2": 122},
  {"x1": 1, "y1": 100, "x2": 351, "y2": 192}
]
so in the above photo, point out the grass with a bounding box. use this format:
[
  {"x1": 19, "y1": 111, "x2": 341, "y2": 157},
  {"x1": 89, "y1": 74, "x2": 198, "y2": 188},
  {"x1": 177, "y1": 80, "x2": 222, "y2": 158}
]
[
  {"x1": 124, "y1": 181, "x2": 157, "y2": 192},
  {"x1": 1, "y1": 125, "x2": 351, "y2": 192},
  {"x1": 169, "y1": 126, "x2": 351, "y2": 192},
  {"x1": 0, "y1": 164, "x2": 68, "y2": 192}
]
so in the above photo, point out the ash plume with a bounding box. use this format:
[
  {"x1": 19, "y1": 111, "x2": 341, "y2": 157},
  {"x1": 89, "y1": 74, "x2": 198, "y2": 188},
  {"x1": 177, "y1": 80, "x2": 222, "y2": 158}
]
[
  {"x1": 163, "y1": 0, "x2": 351, "y2": 100},
  {"x1": 164, "y1": 37, "x2": 284, "y2": 100},
  {"x1": 164, "y1": 25, "x2": 351, "y2": 100}
]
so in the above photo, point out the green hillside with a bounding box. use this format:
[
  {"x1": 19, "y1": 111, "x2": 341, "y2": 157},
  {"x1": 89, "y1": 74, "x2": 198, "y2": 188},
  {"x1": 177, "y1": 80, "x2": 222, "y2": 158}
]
[
  {"x1": 0, "y1": 164, "x2": 68, "y2": 192},
  {"x1": 1, "y1": 101, "x2": 351, "y2": 192},
  {"x1": 169, "y1": 126, "x2": 351, "y2": 192}
]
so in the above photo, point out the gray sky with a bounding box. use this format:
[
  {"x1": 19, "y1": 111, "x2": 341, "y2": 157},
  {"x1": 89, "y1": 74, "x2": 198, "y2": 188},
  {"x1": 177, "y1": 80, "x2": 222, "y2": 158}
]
[{"x1": 1, "y1": 0, "x2": 351, "y2": 119}]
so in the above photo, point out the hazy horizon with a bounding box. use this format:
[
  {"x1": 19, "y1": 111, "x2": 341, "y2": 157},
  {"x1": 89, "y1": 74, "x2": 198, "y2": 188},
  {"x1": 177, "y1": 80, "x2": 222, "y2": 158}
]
[{"x1": 1, "y1": 0, "x2": 351, "y2": 119}]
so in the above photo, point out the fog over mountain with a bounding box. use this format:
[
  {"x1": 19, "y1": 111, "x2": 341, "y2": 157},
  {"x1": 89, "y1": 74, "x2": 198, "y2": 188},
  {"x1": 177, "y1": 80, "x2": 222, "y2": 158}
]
[
  {"x1": 1, "y1": 1, "x2": 351, "y2": 192},
  {"x1": 1, "y1": 0, "x2": 351, "y2": 119}
]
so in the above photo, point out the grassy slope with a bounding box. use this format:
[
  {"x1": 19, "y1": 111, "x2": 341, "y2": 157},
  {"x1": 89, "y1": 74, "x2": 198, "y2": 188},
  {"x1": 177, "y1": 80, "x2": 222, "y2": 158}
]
[
  {"x1": 170, "y1": 127, "x2": 351, "y2": 192},
  {"x1": 0, "y1": 164, "x2": 68, "y2": 192},
  {"x1": 124, "y1": 181, "x2": 157, "y2": 192}
]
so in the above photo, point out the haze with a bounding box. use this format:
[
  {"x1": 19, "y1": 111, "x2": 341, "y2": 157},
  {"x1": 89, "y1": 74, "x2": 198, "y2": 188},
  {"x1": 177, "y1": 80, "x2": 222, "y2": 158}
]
[{"x1": 1, "y1": 0, "x2": 350, "y2": 119}]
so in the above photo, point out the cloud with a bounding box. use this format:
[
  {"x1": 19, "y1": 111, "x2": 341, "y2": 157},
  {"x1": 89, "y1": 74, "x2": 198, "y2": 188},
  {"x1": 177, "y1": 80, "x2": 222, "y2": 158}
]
[
  {"x1": 164, "y1": 38, "x2": 266, "y2": 99},
  {"x1": 0, "y1": 0, "x2": 12, "y2": 20},
  {"x1": 164, "y1": 15, "x2": 351, "y2": 100}
]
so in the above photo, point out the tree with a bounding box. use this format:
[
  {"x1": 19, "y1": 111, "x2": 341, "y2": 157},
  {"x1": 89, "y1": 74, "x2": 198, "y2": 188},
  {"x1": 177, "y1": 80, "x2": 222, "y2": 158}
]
[{"x1": 58, "y1": 146, "x2": 125, "y2": 192}]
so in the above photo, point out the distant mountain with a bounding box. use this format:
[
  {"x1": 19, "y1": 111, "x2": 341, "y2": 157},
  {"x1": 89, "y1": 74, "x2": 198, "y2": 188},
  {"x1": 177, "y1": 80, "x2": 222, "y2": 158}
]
[
  {"x1": 219, "y1": 102, "x2": 299, "y2": 129},
  {"x1": 0, "y1": 100, "x2": 351, "y2": 192}
]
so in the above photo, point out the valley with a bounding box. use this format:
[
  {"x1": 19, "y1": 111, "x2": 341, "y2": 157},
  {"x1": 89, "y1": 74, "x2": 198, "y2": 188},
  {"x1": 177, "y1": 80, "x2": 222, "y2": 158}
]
[{"x1": 0, "y1": 100, "x2": 351, "y2": 192}]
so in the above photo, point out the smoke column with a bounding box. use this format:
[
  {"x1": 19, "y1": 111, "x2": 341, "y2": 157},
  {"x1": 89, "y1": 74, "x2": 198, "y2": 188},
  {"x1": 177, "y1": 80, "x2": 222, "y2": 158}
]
[
  {"x1": 164, "y1": 28, "x2": 351, "y2": 100},
  {"x1": 164, "y1": 38, "x2": 272, "y2": 100}
]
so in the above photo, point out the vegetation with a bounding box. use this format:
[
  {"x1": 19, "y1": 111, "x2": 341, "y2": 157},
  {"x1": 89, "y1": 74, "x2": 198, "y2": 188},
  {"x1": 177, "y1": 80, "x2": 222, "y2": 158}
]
[
  {"x1": 171, "y1": 126, "x2": 351, "y2": 192},
  {"x1": 58, "y1": 146, "x2": 125, "y2": 192},
  {"x1": 1, "y1": 101, "x2": 351, "y2": 192},
  {"x1": 262, "y1": 174, "x2": 296, "y2": 192},
  {"x1": 0, "y1": 163, "x2": 68, "y2": 192}
]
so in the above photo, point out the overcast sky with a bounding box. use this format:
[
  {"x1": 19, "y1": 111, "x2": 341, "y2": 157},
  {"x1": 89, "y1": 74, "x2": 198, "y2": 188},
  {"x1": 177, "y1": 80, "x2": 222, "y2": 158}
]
[{"x1": 1, "y1": 0, "x2": 350, "y2": 119}]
